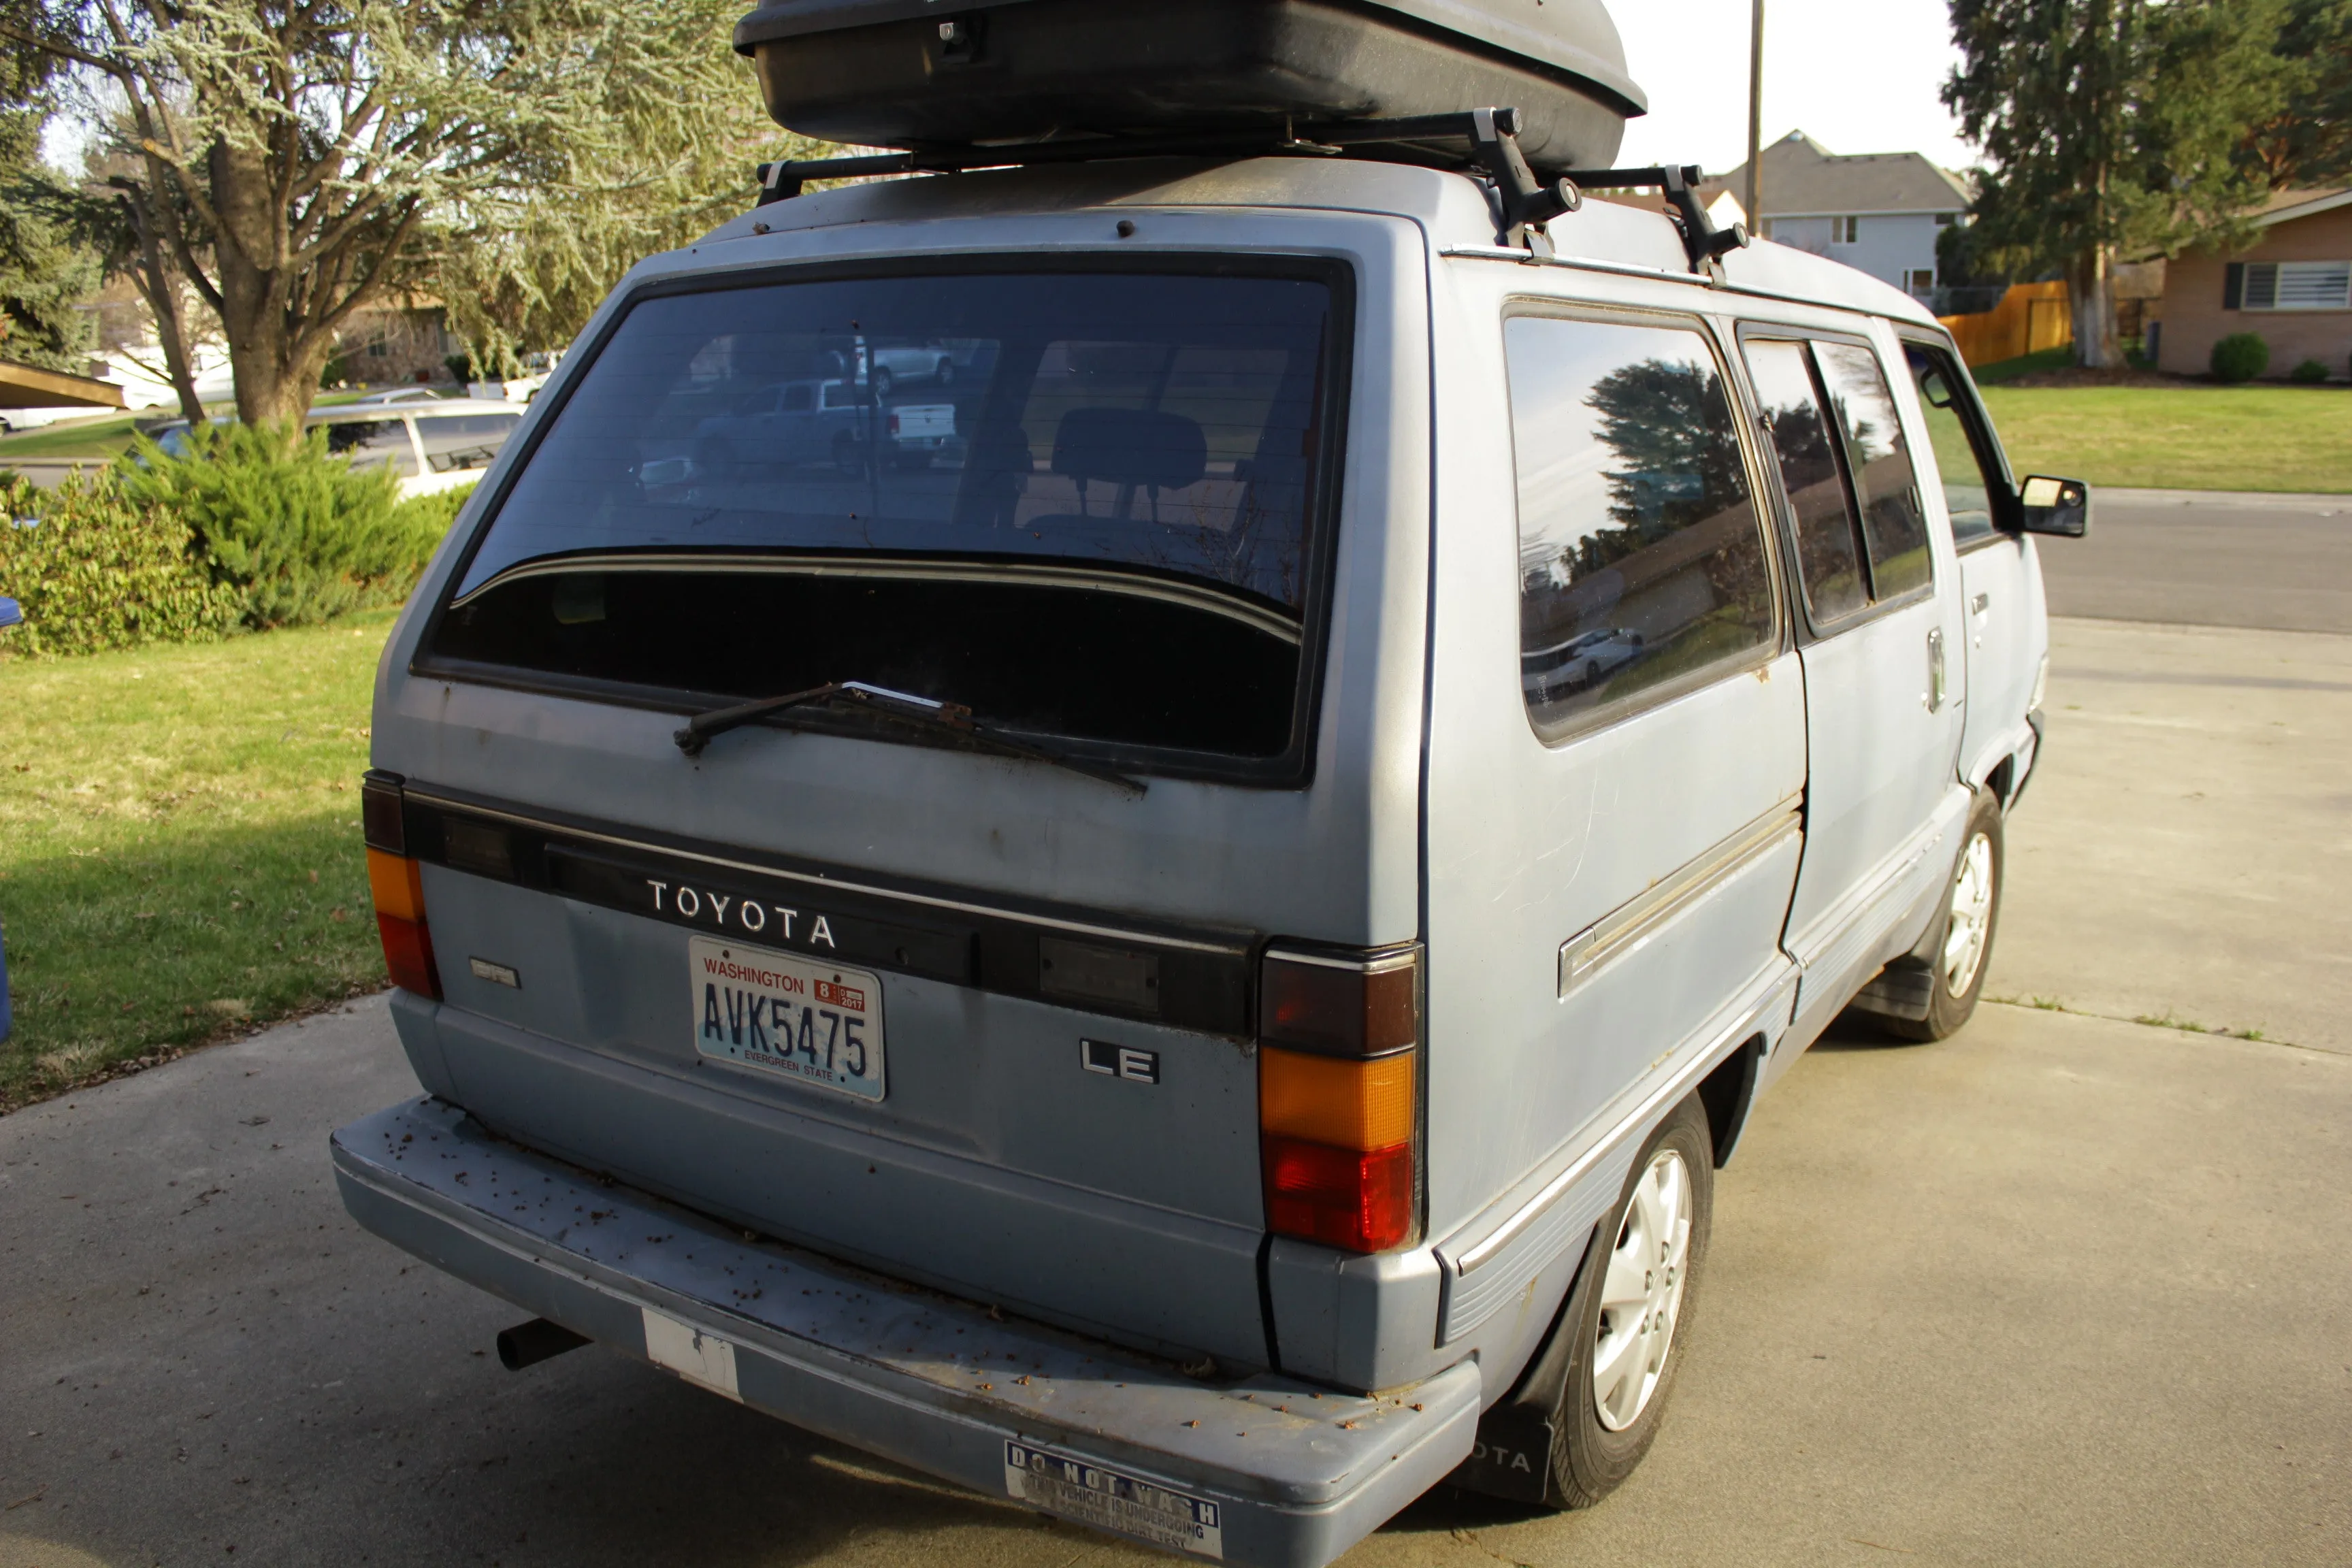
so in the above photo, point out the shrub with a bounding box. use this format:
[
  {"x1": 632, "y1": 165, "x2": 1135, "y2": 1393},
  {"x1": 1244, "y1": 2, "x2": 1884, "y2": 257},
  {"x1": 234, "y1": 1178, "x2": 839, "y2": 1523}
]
[
  {"x1": 117, "y1": 422, "x2": 446, "y2": 629},
  {"x1": 389, "y1": 480, "x2": 476, "y2": 557},
  {"x1": 0, "y1": 473, "x2": 242, "y2": 658},
  {"x1": 2289, "y1": 357, "x2": 2330, "y2": 384},
  {"x1": 2210, "y1": 331, "x2": 2270, "y2": 383}
]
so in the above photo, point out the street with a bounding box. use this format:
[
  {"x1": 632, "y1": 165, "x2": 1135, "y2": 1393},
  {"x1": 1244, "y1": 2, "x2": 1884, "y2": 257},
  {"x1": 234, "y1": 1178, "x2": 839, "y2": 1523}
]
[{"x1": 3, "y1": 501, "x2": 2349, "y2": 1567}]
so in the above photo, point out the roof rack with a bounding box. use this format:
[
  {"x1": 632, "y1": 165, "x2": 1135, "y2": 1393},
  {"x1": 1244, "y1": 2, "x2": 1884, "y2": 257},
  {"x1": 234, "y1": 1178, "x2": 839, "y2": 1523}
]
[{"x1": 751, "y1": 108, "x2": 1750, "y2": 274}]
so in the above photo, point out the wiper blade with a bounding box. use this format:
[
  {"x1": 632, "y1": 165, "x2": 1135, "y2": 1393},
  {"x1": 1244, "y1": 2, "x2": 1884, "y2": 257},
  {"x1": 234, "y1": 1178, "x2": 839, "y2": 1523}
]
[{"x1": 674, "y1": 681, "x2": 1147, "y2": 796}]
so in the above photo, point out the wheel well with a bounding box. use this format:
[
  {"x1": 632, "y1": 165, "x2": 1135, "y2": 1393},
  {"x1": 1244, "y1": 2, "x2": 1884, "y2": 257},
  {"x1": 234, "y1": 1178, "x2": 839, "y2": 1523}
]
[
  {"x1": 1984, "y1": 755, "x2": 2014, "y2": 809},
  {"x1": 1696, "y1": 1036, "x2": 1765, "y2": 1169}
]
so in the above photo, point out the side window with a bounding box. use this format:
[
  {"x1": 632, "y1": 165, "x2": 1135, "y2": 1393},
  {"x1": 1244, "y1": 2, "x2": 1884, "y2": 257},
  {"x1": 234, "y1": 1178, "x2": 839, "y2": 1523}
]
[
  {"x1": 1745, "y1": 340, "x2": 1868, "y2": 622},
  {"x1": 1904, "y1": 343, "x2": 2004, "y2": 546},
  {"x1": 414, "y1": 412, "x2": 520, "y2": 475},
  {"x1": 1813, "y1": 342, "x2": 1931, "y2": 600},
  {"x1": 1506, "y1": 316, "x2": 1778, "y2": 739},
  {"x1": 779, "y1": 383, "x2": 815, "y2": 413}
]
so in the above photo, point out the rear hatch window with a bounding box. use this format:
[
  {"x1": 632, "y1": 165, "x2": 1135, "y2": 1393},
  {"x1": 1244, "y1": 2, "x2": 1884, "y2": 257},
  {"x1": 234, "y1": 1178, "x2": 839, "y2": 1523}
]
[{"x1": 424, "y1": 263, "x2": 1348, "y2": 782}]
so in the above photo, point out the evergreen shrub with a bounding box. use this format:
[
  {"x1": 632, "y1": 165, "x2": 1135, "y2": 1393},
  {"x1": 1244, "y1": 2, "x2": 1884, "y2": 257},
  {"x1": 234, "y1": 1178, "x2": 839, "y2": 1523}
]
[
  {"x1": 2210, "y1": 332, "x2": 2270, "y2": 384},
  {"x1": 2288, "y1": 357, "x2": 2330, "y2": 384},
  {"x1": 118, "y1": 423, "x2": 448, "y2": 628},
  {"x1": 0, "y1": 473, "x2": 242, "y2": 657}
]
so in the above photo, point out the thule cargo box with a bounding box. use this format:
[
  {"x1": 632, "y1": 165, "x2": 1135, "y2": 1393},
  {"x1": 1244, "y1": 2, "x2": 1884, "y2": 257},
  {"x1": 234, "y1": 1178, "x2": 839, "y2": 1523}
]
[{"x1": 734, "y1": 0, "x2": 1645, "y2": 172}]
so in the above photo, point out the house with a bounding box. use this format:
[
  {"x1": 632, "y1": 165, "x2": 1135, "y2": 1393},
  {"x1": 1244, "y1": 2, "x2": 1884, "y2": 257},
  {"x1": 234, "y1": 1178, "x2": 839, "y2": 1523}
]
[
  {"x1": 1701, "y1": 130, "x2": 1974, "y2": 298},
  {"x1": 2153, "y1": 187, "x2": 2352, "y2": 379}
]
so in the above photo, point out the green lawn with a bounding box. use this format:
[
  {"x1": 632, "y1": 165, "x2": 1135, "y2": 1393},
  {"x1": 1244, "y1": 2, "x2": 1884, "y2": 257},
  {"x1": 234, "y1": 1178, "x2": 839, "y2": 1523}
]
[
  {"x1": 0, "y1": 612, "x2": 394, "y2": 1109},
  {"x1": 1975, "y1": 380, "x2": 2352, "y2": 494},
  {"x1": 0, "y1": 412, "x2": 150, "y2": 462}
]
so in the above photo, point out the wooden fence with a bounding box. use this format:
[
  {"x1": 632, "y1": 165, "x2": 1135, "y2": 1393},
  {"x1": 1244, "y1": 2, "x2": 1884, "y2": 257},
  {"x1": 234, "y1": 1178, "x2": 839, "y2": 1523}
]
[{"x1": 1937, "y1": 280, "x2": 2072, "y2": 367}]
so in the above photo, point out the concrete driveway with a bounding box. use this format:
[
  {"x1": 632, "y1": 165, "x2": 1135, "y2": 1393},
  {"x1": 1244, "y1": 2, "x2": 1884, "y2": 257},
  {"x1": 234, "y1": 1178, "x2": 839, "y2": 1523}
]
[{"x1": 5, "y1": 524, "x2": 2349, "y2": 1566}]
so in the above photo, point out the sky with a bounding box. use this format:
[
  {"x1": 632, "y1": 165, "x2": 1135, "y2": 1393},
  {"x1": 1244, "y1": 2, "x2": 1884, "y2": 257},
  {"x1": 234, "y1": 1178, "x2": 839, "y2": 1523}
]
[{"x1": 1610, "y1": 0, "x2": 1978, "y2": 178}]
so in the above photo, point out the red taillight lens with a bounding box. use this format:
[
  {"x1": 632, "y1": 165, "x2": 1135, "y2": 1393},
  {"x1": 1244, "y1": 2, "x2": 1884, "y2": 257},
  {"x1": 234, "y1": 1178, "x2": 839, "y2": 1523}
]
[
  {"x1": 1258, "y1": 944, "x2": 1421, "y2": 1254},
  {"x1": 376, "y1": 909, "x2": 441, "y2": 998},
  {"x1": 1263, "y1": 1136, "x2": 1415, "y2": 1253}
]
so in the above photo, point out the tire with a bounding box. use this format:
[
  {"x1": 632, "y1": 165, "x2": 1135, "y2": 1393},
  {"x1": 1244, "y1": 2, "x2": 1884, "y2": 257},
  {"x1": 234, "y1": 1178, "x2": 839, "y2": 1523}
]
[
  {"x1": 1546, "y1": 1093, "x2": 1714, "y2": 1509},
  {"x1": 1878, "y1": 790, "x2": 2005, "y2": 1043},
  {"x1": 871, "y1": 368, "x2": 894, "y2": 401},
  {"x1": 934, "y1": 361, "x2": 956, "y2": 388}
]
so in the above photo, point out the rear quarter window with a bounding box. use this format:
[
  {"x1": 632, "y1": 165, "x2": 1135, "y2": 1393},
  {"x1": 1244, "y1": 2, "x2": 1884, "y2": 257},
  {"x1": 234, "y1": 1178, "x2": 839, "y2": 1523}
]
[{"x1": 1505, "y1": 314, "x2": 1778, "y2": 742}]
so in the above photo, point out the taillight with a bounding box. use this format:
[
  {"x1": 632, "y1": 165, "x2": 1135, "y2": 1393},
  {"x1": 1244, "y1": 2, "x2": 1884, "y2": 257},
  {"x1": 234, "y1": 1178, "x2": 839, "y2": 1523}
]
[
  {"x1": 362, "y1": 772, "x2": 441, "y2": 1000},
  {"x1": 1258, "y1": 947, "x2": 1420, "y2": 1253}
]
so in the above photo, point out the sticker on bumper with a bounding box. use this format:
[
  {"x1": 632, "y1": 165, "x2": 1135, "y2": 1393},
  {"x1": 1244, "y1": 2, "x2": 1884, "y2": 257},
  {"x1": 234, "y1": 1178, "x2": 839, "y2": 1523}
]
[{"x1": 1004, "y1": 1441, "x2": 1223, "y2": 1558}]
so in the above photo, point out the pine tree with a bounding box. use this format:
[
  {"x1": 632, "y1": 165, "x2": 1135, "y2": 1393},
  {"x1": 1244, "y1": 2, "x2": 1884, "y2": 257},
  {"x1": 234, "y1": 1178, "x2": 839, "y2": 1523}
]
[
  {"x1": 0, "y1": 105, "x2": 97, "y2": 372},
  {"x1": 1944, "y1": 0, "x2": 2297, "y2": 367}
]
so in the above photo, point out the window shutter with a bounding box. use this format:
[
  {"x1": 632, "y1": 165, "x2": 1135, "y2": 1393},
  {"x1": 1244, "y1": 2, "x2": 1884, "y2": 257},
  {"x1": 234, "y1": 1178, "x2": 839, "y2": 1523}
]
[{"x1": 2223, "y1": 262, "x2": 2244, "y2": 310}]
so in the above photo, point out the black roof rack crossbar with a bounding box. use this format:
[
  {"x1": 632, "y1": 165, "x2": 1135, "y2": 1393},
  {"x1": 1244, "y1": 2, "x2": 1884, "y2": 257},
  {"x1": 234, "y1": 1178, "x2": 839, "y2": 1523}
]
[{"x1": 752, "y1": 108, "x2": 1749, "y2": 274}]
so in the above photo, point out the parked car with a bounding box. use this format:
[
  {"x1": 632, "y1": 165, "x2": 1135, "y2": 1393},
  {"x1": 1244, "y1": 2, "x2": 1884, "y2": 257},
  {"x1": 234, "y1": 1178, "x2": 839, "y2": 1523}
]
[
  {"x1": 1521, "y1": 626, "x2": 1643, "y2": 701},
  {"x1": 691, "y1": 376, "x2": 874, "y2": 476},
  {"x1": 868, "y1": 342, "x2": 958, "y2": 399},
  {"x1": 345, "y1": 386, "x2": 444, "y2": 406},
  {"x1": 883, "y1": 401, "x2": 957, "y2": 468},
  {"x1": 310, "y1": 399, "x2": 525, "y2": 496},
  {"x1": 333, "y1": 11, "x2": 2085, "y2": 1567},
  {"x1": 140, "y1": 399, "x2": 523, "y2": 498}
]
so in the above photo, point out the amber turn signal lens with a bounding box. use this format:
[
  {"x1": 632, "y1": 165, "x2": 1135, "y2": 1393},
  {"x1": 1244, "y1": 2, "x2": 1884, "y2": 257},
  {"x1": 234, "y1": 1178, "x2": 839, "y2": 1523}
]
[
  {"x1": 366, "y1": 848, "x2": 425, "y2": 922},
  {"x1": 1260, "y1": 1047, "x2": 1414, "y2": 1151}
]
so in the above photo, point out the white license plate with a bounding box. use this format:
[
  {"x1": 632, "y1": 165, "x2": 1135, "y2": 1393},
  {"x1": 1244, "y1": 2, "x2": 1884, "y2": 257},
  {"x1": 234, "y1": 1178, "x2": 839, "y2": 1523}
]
[{"x1": 688, "y1": 936, "x2": 885, "y2": 1100}]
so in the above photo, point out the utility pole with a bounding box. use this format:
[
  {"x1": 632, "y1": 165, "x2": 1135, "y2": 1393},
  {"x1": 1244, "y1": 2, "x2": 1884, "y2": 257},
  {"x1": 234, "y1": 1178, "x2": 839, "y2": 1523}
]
[{"x1": 1745, "y1": 0, "x2": 1765, "y2": 238}]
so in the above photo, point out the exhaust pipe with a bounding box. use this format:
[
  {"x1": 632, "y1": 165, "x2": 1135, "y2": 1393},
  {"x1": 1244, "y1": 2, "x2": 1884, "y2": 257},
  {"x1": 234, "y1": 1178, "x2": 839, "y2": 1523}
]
[{"x1": 496, "y1": 1318, "x2": 591, "y2": 1371}]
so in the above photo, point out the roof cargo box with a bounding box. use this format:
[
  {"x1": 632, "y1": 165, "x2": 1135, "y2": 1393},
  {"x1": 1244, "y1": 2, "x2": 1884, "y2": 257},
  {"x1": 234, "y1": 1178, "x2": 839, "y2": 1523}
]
[{"x1": 733, "y1": 0, "x2": 1646, "y2": 174}]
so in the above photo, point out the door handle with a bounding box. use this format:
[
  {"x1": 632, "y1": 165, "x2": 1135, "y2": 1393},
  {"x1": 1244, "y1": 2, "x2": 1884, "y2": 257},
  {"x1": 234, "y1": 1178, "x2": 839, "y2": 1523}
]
[
  {"x1": 1926, "y1": 626, "x2": 1947, "y2": 713},
  {"x1": 1971, "y1": 592, "x2": 1991, "y2": 615}
]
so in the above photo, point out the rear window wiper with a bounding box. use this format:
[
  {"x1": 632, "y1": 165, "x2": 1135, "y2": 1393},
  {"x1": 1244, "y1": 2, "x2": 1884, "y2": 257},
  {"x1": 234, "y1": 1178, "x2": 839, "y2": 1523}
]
[{"x1": 673, "y1": 681, "x2": 1147, "y2": 796}]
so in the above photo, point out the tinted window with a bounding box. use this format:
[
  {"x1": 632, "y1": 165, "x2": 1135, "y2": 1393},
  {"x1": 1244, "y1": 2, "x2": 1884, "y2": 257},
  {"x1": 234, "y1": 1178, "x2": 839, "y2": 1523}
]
[
  {"x1": 1814, "y1": 342, "x2": 1931, "y2": 600},
  {"x1": 415, "y1": 412, "x2": 521, "y2": 475},
  {"x1": 430, "y1": 269, "x2": 1339, "y2": 767},
  {"x1": 322, "y1": 418, "x2": 418, "y2": 477},
  {"x1": 1745, "y1": 340, "x2": 1867, "y2": 622},
  {"x1": 1507, "y1": 317, "x2": 1776, "y2": 738},
  {"x1": 1905, "y1": 344, "x2": 2000, "y2": 545}
]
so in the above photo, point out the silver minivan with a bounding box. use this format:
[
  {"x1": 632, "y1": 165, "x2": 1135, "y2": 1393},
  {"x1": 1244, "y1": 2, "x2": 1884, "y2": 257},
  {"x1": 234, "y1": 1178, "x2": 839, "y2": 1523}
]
[{"x1": 337, "y1": 140, "x2": 2080, "y2": 1565}]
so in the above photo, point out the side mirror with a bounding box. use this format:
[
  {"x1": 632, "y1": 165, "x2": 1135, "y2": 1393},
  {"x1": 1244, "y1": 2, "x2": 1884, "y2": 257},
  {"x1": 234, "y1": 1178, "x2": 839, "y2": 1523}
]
[
  {"x1": 0, "y1": 595, "x2": 21, "y2": 629},
  {"x1": 2016, "y1": 475, "x2": 2090, "y2": 538}
]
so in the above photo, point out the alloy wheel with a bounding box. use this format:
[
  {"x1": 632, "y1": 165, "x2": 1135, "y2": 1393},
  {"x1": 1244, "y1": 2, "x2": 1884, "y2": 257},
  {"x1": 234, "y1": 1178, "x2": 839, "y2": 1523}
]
[
  {"x1": 1941, "y1": 830, "x2": 1996, "y2": 999},
  {"x1": 1592, "y1": 1148, "x2": 1693, "y2": 1432}
]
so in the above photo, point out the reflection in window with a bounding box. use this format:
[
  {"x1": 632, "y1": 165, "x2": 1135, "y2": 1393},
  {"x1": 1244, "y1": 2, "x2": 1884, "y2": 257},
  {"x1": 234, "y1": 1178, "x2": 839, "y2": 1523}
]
[
  {"x1": 322, "y1": 418, "x2": 418, "y2": 477},
  {"x1": 1906, "y1": 345, "x2": 1999, "y2": 544},
  {"x1": 414, "y1": 412, "x2": 521, "y2": 475},
  {"x1": 1746, "y1": 340, "x2": 1867, "y2": 622},
  {"x1": 451, "y1": 272, "x2": 1329, "y2": 616},
  {"x1": 1507, "y1": 318, "x2": 1776, "y2": 738},
  {"x1": 1814, "y1": 343, "x2": 1931, "y2": 600}
]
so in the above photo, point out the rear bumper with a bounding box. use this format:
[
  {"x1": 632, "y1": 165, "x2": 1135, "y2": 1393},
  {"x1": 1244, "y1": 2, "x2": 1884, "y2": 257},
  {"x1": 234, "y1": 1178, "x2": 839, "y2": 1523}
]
[{"x1": 331, "y1": 1098, "x2": 1480, "y2": 1567}]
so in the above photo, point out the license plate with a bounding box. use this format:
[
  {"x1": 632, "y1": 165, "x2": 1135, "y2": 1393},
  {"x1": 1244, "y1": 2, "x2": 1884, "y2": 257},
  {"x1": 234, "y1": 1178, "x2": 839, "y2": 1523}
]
[
  {"x1": 688, "y1": 936, "x2": 885, "y2": 1100},
  {"x1": 1003, "y1": 1441, "x2": 1223, "y2": 1558}
]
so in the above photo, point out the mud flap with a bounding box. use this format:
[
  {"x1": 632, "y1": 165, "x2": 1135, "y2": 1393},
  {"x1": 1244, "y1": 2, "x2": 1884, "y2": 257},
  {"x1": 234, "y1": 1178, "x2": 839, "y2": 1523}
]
[{"x1": 1440, "y1": 1235, "x2": 1593, "y2": 1505}]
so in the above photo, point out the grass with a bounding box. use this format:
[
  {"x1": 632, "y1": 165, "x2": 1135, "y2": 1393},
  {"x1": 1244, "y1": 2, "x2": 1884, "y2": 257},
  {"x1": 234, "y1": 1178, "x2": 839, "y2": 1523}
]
[
  {"x1": 1976, "y1": 379, "x2": 2352, "y2": 493},
  {"x1": 0, "y1": 412, "x2": 150, "y2": 463},
  {"x1": 0, "y1": 611, "x2": 394, "y2": 1109}
]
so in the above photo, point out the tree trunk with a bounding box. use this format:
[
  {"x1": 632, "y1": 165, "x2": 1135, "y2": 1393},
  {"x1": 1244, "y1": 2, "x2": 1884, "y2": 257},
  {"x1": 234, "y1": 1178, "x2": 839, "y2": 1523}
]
[
  {"x1": 2068, "y1": 246, "x2": 2122, "y2": 369},
  {"x1": 118, "y1": 194, "x2": 207, "y2": 424}
]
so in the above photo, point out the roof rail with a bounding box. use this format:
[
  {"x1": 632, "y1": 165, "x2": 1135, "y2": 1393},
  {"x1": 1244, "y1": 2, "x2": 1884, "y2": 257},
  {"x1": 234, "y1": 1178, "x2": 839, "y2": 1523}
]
[{"x1": 751, "y1": 108, "x2": 1750, "y2": 274}]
